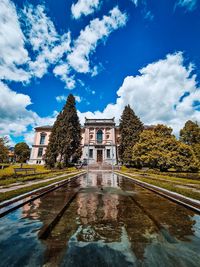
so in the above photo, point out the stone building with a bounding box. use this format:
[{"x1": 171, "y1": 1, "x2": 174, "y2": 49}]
[{"x1": 29, "y1": 118, "x2": 120, "y2": 165}]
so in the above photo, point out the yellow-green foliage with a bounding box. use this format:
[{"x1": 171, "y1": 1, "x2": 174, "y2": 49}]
[
  {"x1": 116, "y1": 170, "x2": 200, "y2": 201},
  {"x1": 132, "y1": 124, "x2": 199, "y2": 172},
  {"x1": 0, "y1": 171, "x2": 83, "y2": 203},
  {"x1": 0, "y1": 164, "x2": 48, "y2": 178}
]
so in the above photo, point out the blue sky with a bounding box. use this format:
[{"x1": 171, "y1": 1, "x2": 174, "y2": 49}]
[{"x1": 0, "y1": 0, "x2": 200, "y2": 145}]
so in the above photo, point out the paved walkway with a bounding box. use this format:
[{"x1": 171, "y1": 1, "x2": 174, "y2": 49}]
[{"x1": 0, "y1": 171, "x2": 83, "y2": 193}]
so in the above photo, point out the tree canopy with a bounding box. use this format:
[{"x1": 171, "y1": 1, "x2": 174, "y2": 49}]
[
  {"x1": 14, "y1": 142, "x2": 30, "y2": 163},
  {"x1": 0, "y1": 137, "x2": 9, "y2": 163},
  {"x1": 45, "y1": 94, "x2": 82, "y2": 168},
  {"x1": 119, "y1": 105, "x2": 143, "y2": 165},
  {"x1": 180, "y1": 120, "x2": 200, "y2": 162},
  {"x1": 132, "y1": 124, "x2": 199, "y2": 172}
]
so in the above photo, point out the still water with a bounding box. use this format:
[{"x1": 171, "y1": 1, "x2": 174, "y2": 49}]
[{"x1": 0, "y1": 172, "x2": 200, "y2": 267}]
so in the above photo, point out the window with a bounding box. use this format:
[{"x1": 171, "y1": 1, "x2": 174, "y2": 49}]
[
  {"x1": 106, "y1": 134, "x2": 109, "y2": 139},
  {"x1": 107, "y1": 149, "x2": 111, "y2": 158},
  {"x1": 97, "y1": 129, "x2": 103, "y2": 143},
  {"x1": 38, "y1": 148, "x2": 43, "y2": 157},
  {"x1": 40, "y1": 134, "x2": 46, "y2": 145},
  {"x1": 89, "y1": 149, "x2": 93, "y2": 158}
]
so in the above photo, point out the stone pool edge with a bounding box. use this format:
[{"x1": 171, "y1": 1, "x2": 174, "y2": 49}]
[{"x1": 0, "y1": 171, "x2": 86, "y2": 217}]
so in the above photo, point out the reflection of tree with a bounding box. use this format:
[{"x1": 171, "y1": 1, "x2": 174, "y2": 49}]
[
  {"x1": 118, "y1": 176, "x2": 196, "y2": 259},
  {"x1": 21, "y1": 173, "x2": 197, "y2": 265}
]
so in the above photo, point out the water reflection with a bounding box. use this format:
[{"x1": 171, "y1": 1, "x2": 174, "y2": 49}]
[{"x1": 0, "y1": 172, "x2": 200, "y2": 266}]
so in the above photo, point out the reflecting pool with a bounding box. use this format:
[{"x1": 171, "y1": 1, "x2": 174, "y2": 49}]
[{"x1": 0, "y1": 172, "x2": 200, "y2": 267}]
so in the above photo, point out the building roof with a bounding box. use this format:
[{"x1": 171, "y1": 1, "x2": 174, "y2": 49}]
[
  {"x1": 35, "y1": 125, "x2": 53, "y2": 130},
  {"x1": 84, "y1": 117, "x2": 115, "y2": 126}
]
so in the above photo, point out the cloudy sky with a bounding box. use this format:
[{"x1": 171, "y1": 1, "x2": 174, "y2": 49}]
[{"x1": 0, "y1": 0, "x2": 200, "y2": 145}]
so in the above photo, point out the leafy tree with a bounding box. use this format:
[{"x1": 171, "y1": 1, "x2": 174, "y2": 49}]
[
  {"x1": 59, "y1": 94, "x2": 82, "y2": 166},
  {"x1": 180, "y1": 120, "x2": 200, "y2": 145},
  {"x1": 132, "y1": 124, "x2": 199, "y2": 172},
  {"x1": 0, "y1": 137, "x2": 9, "y2": 163},
  {"x1": 45, "y1": 94, "x2": 82, "y2": 168},
  {"x1": 14, "y1": 142, "x2": 30, "y2": 163},
  {"x1": 119, "y1": 105, "x2": 143, "y2": 165},
  {"x1": 180, "y1": 120, "x2": 200, "y2": 161}
]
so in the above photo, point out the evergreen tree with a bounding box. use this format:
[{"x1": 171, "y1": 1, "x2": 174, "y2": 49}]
[
  {"x1": 132, "y1": 124, "x2": 199, "y2": 172},
  {"x1": 0, "y1": 137, "x2": 9, "y2": 163},
  {"x1": 45, "y1": 111, "x2": 63, "y2": 168},
  {"x1": 59, "y1": 94, "x2": 82, "y2": 166},
  {"x1": 119, "y1": 105, "x2": 143, "y2": 164},
  {"x1": 180, "y1": 120, "x2": 200, "y2": 162},
  {"x1": 45, "y1": 94, "x2": 82, "y2": 168},
  {"x1": 14, "y1": 142, "x2": 30, "y2": 163}
]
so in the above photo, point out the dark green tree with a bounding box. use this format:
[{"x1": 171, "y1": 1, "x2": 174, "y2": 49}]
[
  {"x1": 14, "y1": 142, "x2": 30, "y2": 163},
  {"x1": 119, "y1": 105, "x2": 143, "y2": 165},
  {"x1": 45, "y1": 112, "x2": 63, "y2": 168},
  {"x1": 59, "y1": 94, "x2": 82, "y2": 166},
  {"x1": 45, "y1": 94, "x2": 82, "y2": 168},
  {"x1": 132, "y1": 124, "x2": 199, "y2": 172},
  {"x1": 180, "y1": 120, "x2": 200, "y2": 162},
  {"x1": 0, "y1": 137, "x2": 9, "y2": 163}
]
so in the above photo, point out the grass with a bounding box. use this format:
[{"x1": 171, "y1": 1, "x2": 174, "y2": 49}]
[
  {"x1": 117, "y1": 169, "x2": 200, "y2": 201},
  {"x1": 0, "y1": 170, "x2": 85, "y2": 203},
  {"x1": 0, "y1": 164, "x2": 48, "y2": 177},
  {"x1": 0, "y1": 165, "x2": 77, "y2": 186}
]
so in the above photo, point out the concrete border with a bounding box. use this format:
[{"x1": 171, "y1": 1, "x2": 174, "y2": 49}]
[
  {"x1": 115, "y1": 171, "x2": 200, "y2": 214},
  {"x1": 0, "y1": 171, "x2": 86, "y2": 218}
]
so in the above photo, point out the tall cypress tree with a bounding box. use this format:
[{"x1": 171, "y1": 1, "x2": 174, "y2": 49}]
[
  {"x1": 45, "y1": 111, "x2": 63, "y2": 168},
  {"x1": 45, "y1": 94, "x2": 82, "y2": 168},
  {"x1": 59, "y1": 94, "x2": 82, "y2": 167},
  {"x1": 119, "y1": 105, "x2": 143, "y2": 165}
]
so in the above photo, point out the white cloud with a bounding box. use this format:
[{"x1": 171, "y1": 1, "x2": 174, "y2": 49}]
[
  {"x1": 131, "y1": 0, "x2": 139, "y2": 7},
  {"x1": 0, "y1": 81, "x2": 57, "y2": 145},
  {"x1": 74, "y1": 95, "x2": 82, "y2": 103},
  {"x1": 56, "y1": 95, "x2": 67, "y2": 103},
  {"x1": 0, "y1": 81, "x2": 34, "y2": 135},
  {"x1": 0, "y1": 0, "x2": 30, "y2": 82},
  {"x1": 22, "y1": 4, "x2": 71, "y2": 79},
  {"x1": 53, "y1": 63, "x2": 76, "y2": 89},
  {"x1": 68, "y1": 6, "x2": 127, "y2": 73},
  {"x1": 71, "y1": 0, "x2": 101, "y2": 19},
  {"x1": 56, "y1": 94, "x2": 82, "y2": 103},
  {"x1": 175, "y1": 0, "x2": 197, "y2": 11},
  {"x1": 78, "y1": 52, "x2": 200, "y2": 134}
]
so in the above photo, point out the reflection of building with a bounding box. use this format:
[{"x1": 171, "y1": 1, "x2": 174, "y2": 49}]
[
  {"x1": 77, "y1": 172, "x2": 120, "y2": 225},
  {"x1": 29, "y1": 118, "x2": 120, "y2": 165}
]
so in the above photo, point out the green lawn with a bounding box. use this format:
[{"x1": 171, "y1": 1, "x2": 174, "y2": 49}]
[
  {"x1": 117, "y1": 168, "x2": 200, "y2": 201},
  {"x1": 0, "y1": 171, "x2": 85, "y2": 203},
  {"x1": 0, "y1": 164, "x2": 78, "y2": 186},
  {"x1": 0, "y1": 164, "x2": 48, "y2": 177}
]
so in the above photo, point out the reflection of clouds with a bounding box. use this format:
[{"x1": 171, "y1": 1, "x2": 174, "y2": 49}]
[{"x1": 192, "y1": 214, "x2": 200, "y2": 238}]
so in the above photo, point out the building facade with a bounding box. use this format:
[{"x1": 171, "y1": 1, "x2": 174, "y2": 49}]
[{"x1": 29, "y1": 118, "x2": 120, "y2": 165}]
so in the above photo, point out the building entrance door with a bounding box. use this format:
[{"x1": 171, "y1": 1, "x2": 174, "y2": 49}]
[{"x1": 97, "y1": 150, "x2": 103, "y2": 163}]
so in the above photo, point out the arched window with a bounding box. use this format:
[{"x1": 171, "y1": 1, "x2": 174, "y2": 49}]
[{"x1": 96, "y1": 129, "x2": 103, "y2": 143}]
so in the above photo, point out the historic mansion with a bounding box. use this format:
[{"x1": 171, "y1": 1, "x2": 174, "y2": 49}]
[{"x1": 29, "y1": 118, "x2": 120, "y2": 165}]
